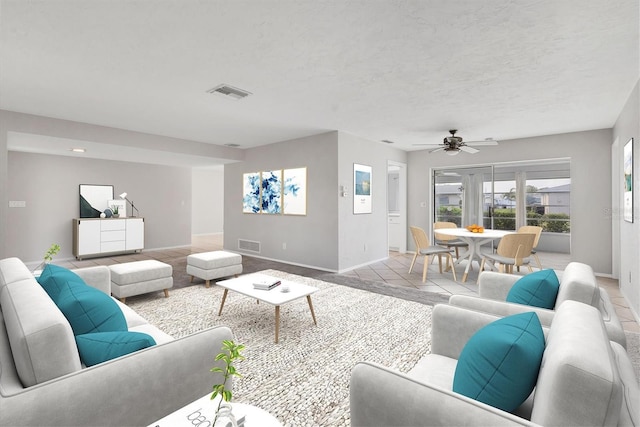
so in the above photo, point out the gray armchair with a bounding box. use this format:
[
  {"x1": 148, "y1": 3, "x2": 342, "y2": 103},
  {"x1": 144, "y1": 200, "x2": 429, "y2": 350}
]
[
  {"x1": 350, "y1": 301, "x2": 636, "y2": 427},
  {"x1": 449, "y1": 261, "x2": 627, "y2": 348}
]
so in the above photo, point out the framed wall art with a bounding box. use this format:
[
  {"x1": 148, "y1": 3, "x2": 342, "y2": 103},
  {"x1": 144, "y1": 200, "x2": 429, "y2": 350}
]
[
  {"x1": 283, "y1": 167, "x2": 307, "y2": 215},
  {"x1": 79, "y1": 184, "x2": 114, "y2": 218},
  {"x1": 242, "y1": 172, "x2": 261, "y2": 213},
  {"x1": 624, "y1": 137, "x2": 633, "y2": 223},
  {"x1": 353, "y1": 163, "x2": 372, "y2": 214},
  {"x1": 261, "y1": 170, "x2": 282, "y2": 214}
]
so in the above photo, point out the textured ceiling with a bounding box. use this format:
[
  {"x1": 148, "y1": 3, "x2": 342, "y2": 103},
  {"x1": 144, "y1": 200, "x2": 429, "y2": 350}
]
[{"x1": 1, "y1": 0, "x2": 638, "y2": 163}]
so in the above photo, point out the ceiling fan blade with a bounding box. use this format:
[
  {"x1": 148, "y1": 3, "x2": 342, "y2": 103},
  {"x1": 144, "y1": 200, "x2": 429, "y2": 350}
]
[
  {"x1": 429, "y1": 146, "x2": 445, "y2": 153},
  {"x1": 459, "y1": 145, "x2": 479, "y2": 154},
  {"x1": 464, "y1": 139, "x2": 499, "y2": 146},
  {"x1": 412, "y1": 143, "x2": 443, "y2": 146}
]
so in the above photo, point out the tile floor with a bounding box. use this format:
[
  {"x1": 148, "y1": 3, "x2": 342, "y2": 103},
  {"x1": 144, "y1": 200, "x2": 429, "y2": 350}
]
[{"x1": 58, "y1": 233, "x2": 639, "y2": 333}]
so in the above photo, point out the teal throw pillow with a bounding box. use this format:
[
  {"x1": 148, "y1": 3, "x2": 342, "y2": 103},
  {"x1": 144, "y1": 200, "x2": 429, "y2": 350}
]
[
  {"x1": 37, "y1": 263, "x2": 85, "y2": 303},
  {"x1": 453, "y1": 312, "x2": 545, "y2": 412},
  {"x1": 506, "y1": 269, "x2": 560, "y2": 309},
  {"x1": 76, "y1": 331, "x2": 156, "y2": 367},
  {"x1": 57, "y1": 281, "x2": 127, "y2": 335}
]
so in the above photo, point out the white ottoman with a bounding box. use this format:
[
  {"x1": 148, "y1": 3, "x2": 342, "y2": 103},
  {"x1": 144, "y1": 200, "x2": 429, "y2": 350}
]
[
  {"x1": 109, "y1": 260, "x2": 173, "y2": 303},
  {"x1": 187, "y1": 251, "x2": 243, "y2": 288}
]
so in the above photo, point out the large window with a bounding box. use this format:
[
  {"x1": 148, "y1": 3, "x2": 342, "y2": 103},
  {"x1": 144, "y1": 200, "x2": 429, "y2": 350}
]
[
  {"x1": 434, "y1": 160, "x2": 571, "y2": 233},
  {"x1": 492, "y1": 177, "x2": 571, "y2": 232}
]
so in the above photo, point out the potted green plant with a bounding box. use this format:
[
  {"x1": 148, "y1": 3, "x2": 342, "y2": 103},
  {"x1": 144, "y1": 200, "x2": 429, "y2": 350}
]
[
  {"x1": 210, "y1": 340, "x2": 245, "y2": 426},
  {"x1": 111, "y1": 205, "x2": 120, "y2": 218},
  {"x1": 32, "y1": 243, "x2": 61, "y2": 273}
]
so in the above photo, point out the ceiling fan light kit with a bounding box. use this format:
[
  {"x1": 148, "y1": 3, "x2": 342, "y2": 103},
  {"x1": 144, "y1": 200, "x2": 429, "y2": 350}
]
[{"x1": 413, "y1": 129, "x2": 498, "y2": 154}]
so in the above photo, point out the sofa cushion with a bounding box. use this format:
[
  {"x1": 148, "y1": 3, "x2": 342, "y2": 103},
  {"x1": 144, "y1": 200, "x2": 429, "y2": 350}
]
[
  {"x1": 453, "y1": 312, "x2": 544, "y2": 412},
  {"x1": 76, "y1": 331, "x2": 156, "y2": 367},
  {"x1": 506, "y1": 269, "x2": 560, "y2": 309},
  {"x1": 57, "y1": 281, "x2": 127, "y2": 335},
  {"x1": 37, "y1": 263, "x2": 86, "y2": 303}
]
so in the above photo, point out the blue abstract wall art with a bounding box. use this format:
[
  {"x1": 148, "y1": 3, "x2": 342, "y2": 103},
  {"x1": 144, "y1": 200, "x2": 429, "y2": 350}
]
[
  {"x1": 242, "y1": 172, "x2": 261, "y2": 213},
  {"x1": 261, "y1": 170, "x2": 282, "y2": 214},
  {"x1": 283, "y1": 167, "x2": 307, "y2": 215}
]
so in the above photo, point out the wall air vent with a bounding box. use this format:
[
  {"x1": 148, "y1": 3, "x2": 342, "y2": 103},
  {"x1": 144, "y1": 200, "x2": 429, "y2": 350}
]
[
  {"x1": 207, "y1": 84, "x2": 252, "y2": 100},
  {"x1": 238, "y1": 239, "x2": 260, "y2": 253},
  {"x1": 225, "y1": 143, "x2": 241, "y2": 148}
]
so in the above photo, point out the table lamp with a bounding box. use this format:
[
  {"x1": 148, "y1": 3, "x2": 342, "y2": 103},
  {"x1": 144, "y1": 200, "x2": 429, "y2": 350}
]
[{"x1": 119, "y1": 192, "x2": 139, "y2": 217}]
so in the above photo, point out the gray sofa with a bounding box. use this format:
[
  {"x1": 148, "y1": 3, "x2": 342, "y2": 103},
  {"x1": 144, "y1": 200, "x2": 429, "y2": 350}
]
[
  {"x1": 449, "y1": 261, "x2": 627, "y2": 347},
  {"x1": 0, "y1": 257, "x2": 233, "y2": 427},
  {"x1": 350, "y1": 301, "x2": 639, "y2": 426}
]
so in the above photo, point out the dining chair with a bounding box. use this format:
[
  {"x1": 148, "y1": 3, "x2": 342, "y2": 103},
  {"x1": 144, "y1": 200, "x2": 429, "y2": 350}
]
[
  {"x1": 517, "y1": 225, "x2": 543, "y2": 269},
  {"x1": 478, "y1": 232, "x2": 536, "y2": 279},
  {"x1": 433, "y1": 221, "x2": 468, "y2": 259},
  {"x1": 409, "y1": 226, "x2": 457, "y2": 282}
]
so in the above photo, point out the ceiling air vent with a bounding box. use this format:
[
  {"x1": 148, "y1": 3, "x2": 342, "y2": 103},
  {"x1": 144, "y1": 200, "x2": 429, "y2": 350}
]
[{"x1": 207, "y1": 84, "x2": 252, "y2": 100}]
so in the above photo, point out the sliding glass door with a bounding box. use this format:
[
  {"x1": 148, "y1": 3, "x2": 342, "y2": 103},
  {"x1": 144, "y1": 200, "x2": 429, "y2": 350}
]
[
  {"x1": 433, "y1": 166, "x2": 495, "y2": 228},
  {"x1": 433, "y1": 159, "x2": 571, "y2": 253}
]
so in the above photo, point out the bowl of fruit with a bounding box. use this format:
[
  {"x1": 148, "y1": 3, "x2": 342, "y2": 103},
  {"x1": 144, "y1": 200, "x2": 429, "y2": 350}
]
[{"x1": 465, "y1": 224, "x2": 485, "y2": 233}]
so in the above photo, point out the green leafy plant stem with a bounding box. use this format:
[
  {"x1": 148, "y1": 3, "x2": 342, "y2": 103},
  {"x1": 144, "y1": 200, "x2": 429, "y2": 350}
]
[
  {"x1": 44, "y1": 244, "x2": 61, "y2": 262},
  {"x1": 210, "y1": 340, "x2": 245, "y2": 423},
  {"x1": 33, "y1": 243, "x2": 61, "y2": 272}
]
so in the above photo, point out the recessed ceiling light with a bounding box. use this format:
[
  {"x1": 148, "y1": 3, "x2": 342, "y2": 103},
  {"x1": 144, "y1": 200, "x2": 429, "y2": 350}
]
[
  {"x1": 207, "y1": 84, "x2": 252, "y2": 100},
  {"x1": 70, "y1": 148, "x2": 86, "y2": 153}
]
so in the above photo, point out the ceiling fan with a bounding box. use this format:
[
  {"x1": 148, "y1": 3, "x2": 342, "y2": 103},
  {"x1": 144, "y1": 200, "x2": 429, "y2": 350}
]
[{"x1": 414, "y1": 129, "x2": 498, "y2": 155}]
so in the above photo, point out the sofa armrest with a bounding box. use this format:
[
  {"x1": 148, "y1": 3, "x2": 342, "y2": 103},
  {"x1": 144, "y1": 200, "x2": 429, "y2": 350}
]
[
  {"x1": 0, "y1": 326, "x2": 234, "y2": 427},
  {"x1": 478, "y1": 271, "x2": 521, "y2": 300},
  {"x1": 431, "y1": 304, "x2": 502, "y2": 359},
  {"x1": 449, "y1": 295, "x2": 557, "y2": 327},
  {"x1": 72, "y1": 265, "x2": 111, "y2": 295},
  {"x1": 598, "y1": 287, "x2": 627, "y2": 348},
  {"x1": 350, "y1": 362, "x2": 538, "y2": 427}
]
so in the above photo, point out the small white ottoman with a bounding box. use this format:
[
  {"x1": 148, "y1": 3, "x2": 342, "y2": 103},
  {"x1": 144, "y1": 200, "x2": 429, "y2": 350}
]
[
  {"x1": 109, "y1": 260, "x2": 173, "y2": 303},
  {"x1": 187, "y1": 251, "x2": 243, "y2": 288}
]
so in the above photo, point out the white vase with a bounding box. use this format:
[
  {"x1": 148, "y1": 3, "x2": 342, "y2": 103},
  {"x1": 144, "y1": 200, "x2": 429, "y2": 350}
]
[{"x1": 214, "y1": 402, "x2": 238, "y2": 427}]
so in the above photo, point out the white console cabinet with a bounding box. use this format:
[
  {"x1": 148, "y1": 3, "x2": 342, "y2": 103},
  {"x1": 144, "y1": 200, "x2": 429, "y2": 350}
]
[{"x1": 73, "y1": 218, "x2": 144, "y2": 260}]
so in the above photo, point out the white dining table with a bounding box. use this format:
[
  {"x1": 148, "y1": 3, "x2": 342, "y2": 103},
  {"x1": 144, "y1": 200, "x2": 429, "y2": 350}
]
[{"x1": 434, "y1": 228, "x2": 514, "y2": 282}]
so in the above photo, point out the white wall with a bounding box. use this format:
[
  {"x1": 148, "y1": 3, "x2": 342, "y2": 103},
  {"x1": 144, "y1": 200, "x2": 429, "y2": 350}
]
[
  {"x1": 224, "y1": 132, "x2": 341, "y2": 270},
  {"x1": 0, "y1": 109, "x2": 237, "y2": 259},
  {"x1": 337, "y1": 132, "x2": 407, "y2": 271},
  {"x1": 7, "y1": 151, "x2": 193, "y2": 263},
  {"x1": 223, "y1": 131, "x2": 408, "y2": 272},
  {"x1": 614, "y1": 79, "x2": 640, "y2": 319},
  {"x1": 192, "y1": 168, "x2": 224, "y2": 235},
  {"x1": 408, "y1": 129, "x2": 613, "y2": 275},
  {"x1": 0, "y1": 118, "x2": 7, "y2": 259}
]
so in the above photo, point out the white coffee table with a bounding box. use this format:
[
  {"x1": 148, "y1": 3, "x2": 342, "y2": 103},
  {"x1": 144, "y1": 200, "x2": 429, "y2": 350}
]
[
  {"x1": 216, "y1": 273, "x2": 319, "y2": 343},
  {"x1": 149, "y1": 393, "x2": 281, "y2": 426}
]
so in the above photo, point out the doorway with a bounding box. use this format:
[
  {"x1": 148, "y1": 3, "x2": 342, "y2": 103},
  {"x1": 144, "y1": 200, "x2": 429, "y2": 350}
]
[{"x1": 388, "y1": 161, "x2": 407, "y2": 253}]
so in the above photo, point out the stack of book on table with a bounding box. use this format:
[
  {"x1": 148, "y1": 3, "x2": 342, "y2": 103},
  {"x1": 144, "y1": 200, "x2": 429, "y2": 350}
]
[{"x1": 252, "y1": 277, "x2": 281, "y2": 290}]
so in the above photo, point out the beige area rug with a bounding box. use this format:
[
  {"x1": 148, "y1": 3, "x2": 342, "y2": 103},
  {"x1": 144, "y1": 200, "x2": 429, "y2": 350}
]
[{"x1": 128, "y1": 270, "x2": 433, "y2": 427}]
